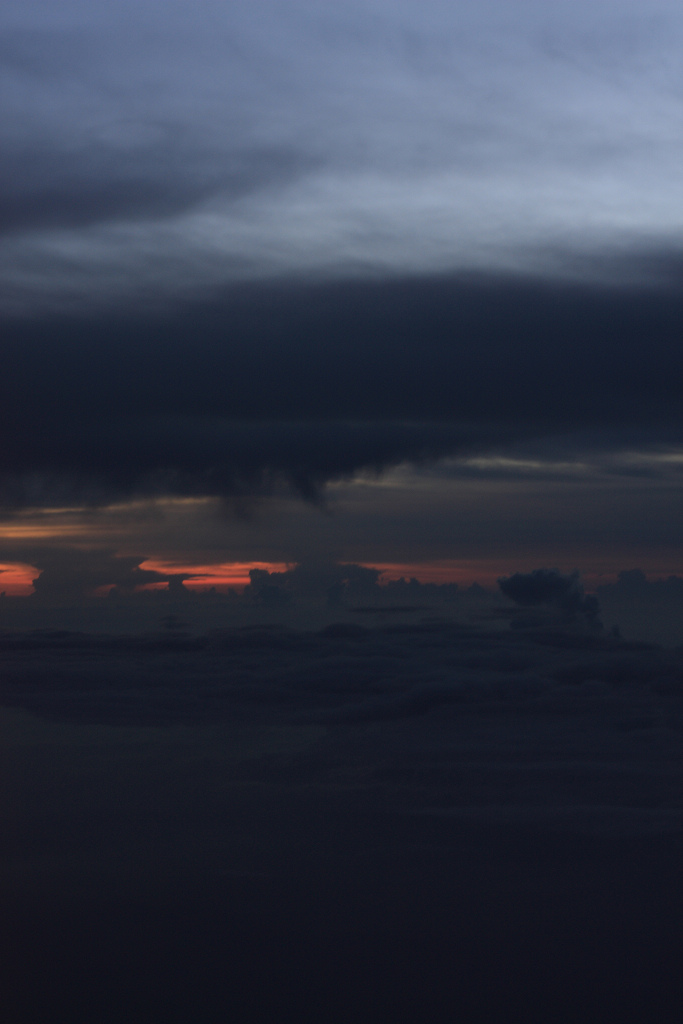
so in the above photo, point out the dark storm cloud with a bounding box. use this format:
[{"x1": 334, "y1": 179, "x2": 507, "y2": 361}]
[{"x1": 1, "y1": 274, "x2": 682, "y2": 505}]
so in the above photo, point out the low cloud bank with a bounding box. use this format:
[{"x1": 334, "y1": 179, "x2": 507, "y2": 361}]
[
  {"x1": 0, "y1": 616, "x2": 675, "y2": 730},
  {"x1": 3, "y1": 554, "x2": 683, "y2": 645},
  {"x1": 1, "y1": 617, "x2": 681, "y2": 840},
  {"x1": 597, "y1": 570, "x2": 683, "y2": 647}
]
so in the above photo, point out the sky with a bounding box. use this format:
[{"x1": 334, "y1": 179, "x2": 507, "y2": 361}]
[
  {"x1": 4, "y1": 9, "x2": 683, "y2": 1019},
  {"x1": 2, "y1": 0, "x2": 683, "y2": 626}
]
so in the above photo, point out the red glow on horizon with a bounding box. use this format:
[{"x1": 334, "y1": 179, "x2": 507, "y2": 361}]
[
  {"x1": 142, "y1": 558, "x2": 683, "y2": 594},
  {"x1": 364, "y1": 561, "x2": 519, "y2": 589},
  {"x1": 0, "y1": 563, "x2": 38, "y2": 596},
  {"x1": 4, "y1": 557, "x2": 682, "y2": 602},
  {"x1": 139, "y1": 560, "x2": 292, "y2": 592},
  {"x1": 362, "y1": 560, "x2": 683, "y2": 592}
]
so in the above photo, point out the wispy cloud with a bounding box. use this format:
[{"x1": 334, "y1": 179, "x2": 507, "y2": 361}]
[{"x1": 4, "y1": 1, "x2": 683, "y2": 310}]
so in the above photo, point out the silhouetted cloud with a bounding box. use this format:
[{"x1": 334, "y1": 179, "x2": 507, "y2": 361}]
[
  {"x1": 27, "y1": 548, "x2": 173, "y2": 603},
  {"x1": 498, "y1": 568, "x2": 601, "y2": 624}
]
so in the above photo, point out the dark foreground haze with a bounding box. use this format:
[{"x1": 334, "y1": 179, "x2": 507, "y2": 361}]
[{"x1": 2, "y1": 617, "x2": 683, "y2": 1023}]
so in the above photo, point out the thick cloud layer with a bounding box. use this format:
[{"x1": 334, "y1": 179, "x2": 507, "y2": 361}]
[
  {"x1": 0, "y1": 617, "x2": 679, "y2": 781},
  {"x1": 2, "y1": 275, "x2": 682, "y2": 505}
]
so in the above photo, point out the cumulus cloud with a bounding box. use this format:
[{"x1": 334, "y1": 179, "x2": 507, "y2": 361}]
[
  {"x1": 498, "y1": 568, "x2": 601, "y2": 624},
  {"x1": 246, "y1": 561, "x2": 384, "y2": 609},
  {"x1": 27, "y1": 548, "x2": 175, "y2": 603}
]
